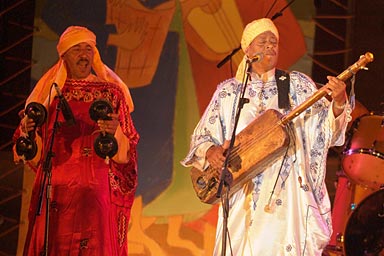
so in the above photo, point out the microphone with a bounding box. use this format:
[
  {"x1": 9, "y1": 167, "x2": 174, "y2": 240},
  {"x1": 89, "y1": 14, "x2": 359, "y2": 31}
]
[
  {"x1": 246, "y1": 53, "x2": 263, "y2": 64},
  {"x1": 53, "y1": 83, "x2": 76, "y2": 126}
]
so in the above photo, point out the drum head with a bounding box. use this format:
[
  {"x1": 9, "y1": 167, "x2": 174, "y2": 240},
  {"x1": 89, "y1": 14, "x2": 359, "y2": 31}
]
[
  {"x1": 342, "y1": 114, "x2": 384, "y2": 189},
  {"x1": 344, "y1": 189, "x2": 384, "y2": 255}
]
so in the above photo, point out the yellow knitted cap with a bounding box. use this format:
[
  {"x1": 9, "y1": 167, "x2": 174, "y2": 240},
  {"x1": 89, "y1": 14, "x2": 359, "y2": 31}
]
[
  {"x1": 235, "y1": 18, "x2": 279, "y2": 81},
  {"x1": 241, "y1": 18, "x2": 279, "y2": 51}
]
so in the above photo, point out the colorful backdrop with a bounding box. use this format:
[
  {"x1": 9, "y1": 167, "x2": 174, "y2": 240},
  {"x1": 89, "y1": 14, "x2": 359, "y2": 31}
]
[{"x1": 18, "y1": 0, "x2": 310, "y2": 255}]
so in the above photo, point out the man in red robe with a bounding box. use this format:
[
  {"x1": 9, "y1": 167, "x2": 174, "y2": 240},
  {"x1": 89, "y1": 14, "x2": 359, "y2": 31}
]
[{"x1": 13, "y1": 26, "x2": 139, "y2": 256}]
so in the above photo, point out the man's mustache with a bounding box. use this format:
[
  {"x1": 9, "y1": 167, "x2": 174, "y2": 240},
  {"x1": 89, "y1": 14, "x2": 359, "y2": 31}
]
[{"x1": 77, "y1": 58, "x2": 90, "y2": 64}]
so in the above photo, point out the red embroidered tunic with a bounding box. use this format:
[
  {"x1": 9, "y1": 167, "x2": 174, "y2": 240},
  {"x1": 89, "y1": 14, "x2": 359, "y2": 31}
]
[{"x1": 18, "y1": 79, "x2": 139, "y2": 256}]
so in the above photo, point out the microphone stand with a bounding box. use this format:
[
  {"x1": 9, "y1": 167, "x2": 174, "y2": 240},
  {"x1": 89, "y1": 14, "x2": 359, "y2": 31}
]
[
  {"x1": 35, "y1": 98, "x2": 62, "y2": 256},
  {"x1": 216, "y1": 46, "x2": 241, "y2": 68},
  {"x1": 217, "y1": 61, "x2": 252, "y2": 256},
  {"x1": 270, "y1": 0, "x2": 295, "y2": 20}
]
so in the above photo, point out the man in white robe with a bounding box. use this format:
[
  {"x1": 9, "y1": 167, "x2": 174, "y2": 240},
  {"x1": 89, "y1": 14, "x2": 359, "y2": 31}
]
[{"x1": 182, "y1": 18, "x2": 351, "y2": 255}]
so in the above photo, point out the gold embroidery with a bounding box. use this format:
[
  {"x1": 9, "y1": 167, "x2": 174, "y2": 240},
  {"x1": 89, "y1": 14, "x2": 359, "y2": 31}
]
[
  {"x1": 94, "y1": 90, "x2": 101, "y2": 98},
  {"x1": 80, "y1": 238, "x2": 89, "y2": 249},
  {"x1": 83, "y1": 91, "x2": 94, "y2": 102},
  {"x1": 117, "y1": 211, "x2": 127, "y2": 247},
  {"x1": 63, "y1": 81, "x2": 123, "y2": 106},
  {"x1": 81, "y1": 147, "x2": 92, "y2": 157}
]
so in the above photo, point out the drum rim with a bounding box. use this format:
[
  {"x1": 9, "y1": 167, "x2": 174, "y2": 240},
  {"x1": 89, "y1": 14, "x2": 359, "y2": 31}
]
[
  {"x1": 354, "y1": 112, "x2": 384, "y2": 118},
  {"x1": 343, "y1": 148, "x2": 384, "y2": 160}
]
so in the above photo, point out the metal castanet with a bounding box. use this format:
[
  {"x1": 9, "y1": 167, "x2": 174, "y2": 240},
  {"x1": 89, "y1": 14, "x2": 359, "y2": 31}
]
[
  {"x1": 89, "y1": 99, "x2": 118, "y2": 159},
  {"x1": 190, "y1": 52, "x2": 374, "y2": 204},
  {"x1": 16, "y1": 102, "x2": 47, "y2": 161}
]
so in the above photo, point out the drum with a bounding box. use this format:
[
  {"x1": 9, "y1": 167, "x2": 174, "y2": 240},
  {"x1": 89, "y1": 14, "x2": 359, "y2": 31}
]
[
  {"x1": 327, "y1": 175, "x2": 375, "y2": 252},
  {"x1": 343, "y1": 189, "x2": 384, "y2": 256},
  {"x1": 342, "y1": 114, "x2": 384, "y2": 189}
]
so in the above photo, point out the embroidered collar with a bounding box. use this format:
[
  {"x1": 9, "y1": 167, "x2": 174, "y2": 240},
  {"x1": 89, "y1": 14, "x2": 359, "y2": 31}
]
[{"x1": 250, "y1": 68, "x2": 276, "y2": 86}]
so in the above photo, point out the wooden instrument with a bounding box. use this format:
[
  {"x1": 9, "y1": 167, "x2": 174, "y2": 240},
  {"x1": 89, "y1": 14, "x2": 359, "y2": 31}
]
[{"x1": 190, "y1": 52, "x2": 374, "y2": 204}]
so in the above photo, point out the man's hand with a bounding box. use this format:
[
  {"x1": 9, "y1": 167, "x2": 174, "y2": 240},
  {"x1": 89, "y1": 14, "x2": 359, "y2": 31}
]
[
  {"x1": 324, "y1": 76, "x2": 347, "y2": 116},
  {"x1": 324, "y1": 76, "x2": 347, "y2": 105},
  {"x1": 206, "y1": 141, "x2": 230, "y2": 170},
  {"x1": 20, "y1": 116, "x2": 36, "y2": 134},
  {"x1": 97, "y1": 113, "x2": 119, "y2": 134}
]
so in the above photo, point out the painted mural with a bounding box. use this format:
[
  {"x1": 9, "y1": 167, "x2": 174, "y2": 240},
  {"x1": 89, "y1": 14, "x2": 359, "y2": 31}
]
[{"x1": 19, "y1": 0, "x2": 307, "y2": 255}]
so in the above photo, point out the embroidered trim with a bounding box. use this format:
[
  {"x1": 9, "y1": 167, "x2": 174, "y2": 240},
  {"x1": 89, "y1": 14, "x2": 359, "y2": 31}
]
[
  {"x1": 62, "y1": 81, "x2": 121, "y2": 110},
  {"x1": 117, "y1": 211, "x2": 127, "y2": 247},
  {"x1": 108, "y1": 165, "x2": 137, "y2": 195}
]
